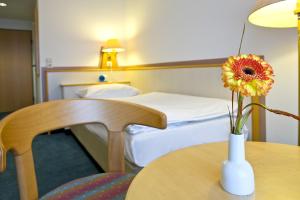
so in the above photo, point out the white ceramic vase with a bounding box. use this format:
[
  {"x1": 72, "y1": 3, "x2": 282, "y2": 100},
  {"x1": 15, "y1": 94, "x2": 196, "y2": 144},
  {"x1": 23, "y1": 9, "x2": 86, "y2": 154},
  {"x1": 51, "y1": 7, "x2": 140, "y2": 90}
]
[{"x1": 220, "y1": 133, "x2": 255, "y2": 195}]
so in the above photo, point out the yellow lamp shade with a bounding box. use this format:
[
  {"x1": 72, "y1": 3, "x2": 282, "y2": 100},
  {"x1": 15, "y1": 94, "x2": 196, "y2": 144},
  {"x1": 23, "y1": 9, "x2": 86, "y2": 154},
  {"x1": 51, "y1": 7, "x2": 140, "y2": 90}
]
[
  {"x1": 102, "y1": 39, "x2": 124, "y2": 53},
  {"x1": 248, "y1": 0, "x2": 298, "y2": 28}
]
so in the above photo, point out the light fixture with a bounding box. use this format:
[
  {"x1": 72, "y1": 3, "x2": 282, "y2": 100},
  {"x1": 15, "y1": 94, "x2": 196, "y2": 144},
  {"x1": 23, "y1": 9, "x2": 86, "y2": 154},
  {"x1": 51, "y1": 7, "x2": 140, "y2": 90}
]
[
  {"x1": 248, "y1": 0, "x2": 297, "y2": 28},
  {"x1": 248, "y1": 0, "x2": 300, "y2": 145},
  {"x1": 99, "y1": 39, "x2": 124, "y2": 69},
  {"x1": 0, "y1": 2, "x2": 7, "y2": 7},
  {"x1": 102, "y1": 39, "x2": 124, "y2": 53}
]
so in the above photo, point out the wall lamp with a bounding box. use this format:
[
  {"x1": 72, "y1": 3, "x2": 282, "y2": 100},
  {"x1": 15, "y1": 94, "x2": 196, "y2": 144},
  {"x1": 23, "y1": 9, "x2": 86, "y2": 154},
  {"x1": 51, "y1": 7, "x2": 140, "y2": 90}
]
[{"x1": 99, "y1": 39, "x2": 124, "y2": 69}]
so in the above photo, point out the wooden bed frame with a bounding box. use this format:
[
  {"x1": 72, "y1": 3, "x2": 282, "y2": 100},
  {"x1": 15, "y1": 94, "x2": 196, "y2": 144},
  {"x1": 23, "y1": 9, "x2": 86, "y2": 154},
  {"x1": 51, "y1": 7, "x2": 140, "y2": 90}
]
[{"x1": 43, "y1": 58, "x2": 266, "y2": 172}]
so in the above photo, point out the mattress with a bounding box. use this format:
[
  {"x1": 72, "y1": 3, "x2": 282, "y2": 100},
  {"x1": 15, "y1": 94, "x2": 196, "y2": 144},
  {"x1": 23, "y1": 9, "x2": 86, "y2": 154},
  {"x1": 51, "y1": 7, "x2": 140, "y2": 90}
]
[
  {"x1": 84, "y1": 116, "x2": 242, "y2": 167},
  {"x1": 78, "y1": 92, "x2": 246, "y2": 167},
  {"x1": 118, "y1": 92, "x2": 237, "y2": 134}
]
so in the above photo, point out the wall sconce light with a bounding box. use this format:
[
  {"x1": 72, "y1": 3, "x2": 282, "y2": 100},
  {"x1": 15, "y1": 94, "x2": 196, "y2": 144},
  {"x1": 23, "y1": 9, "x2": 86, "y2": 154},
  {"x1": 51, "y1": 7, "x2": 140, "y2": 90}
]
[{"x1": 99, "y1": 39, "x2": 124, "y2": 69}]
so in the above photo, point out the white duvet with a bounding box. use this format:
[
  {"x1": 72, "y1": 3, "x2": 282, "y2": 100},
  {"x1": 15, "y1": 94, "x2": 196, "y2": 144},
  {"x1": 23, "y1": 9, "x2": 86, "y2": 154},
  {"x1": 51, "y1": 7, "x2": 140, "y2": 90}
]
[
  {"x1": 83, "y1": 92, "x2": 242, "y2": 167},
  {"x1": 116, "y1": 92, "x2": 236, "y2": 135}
]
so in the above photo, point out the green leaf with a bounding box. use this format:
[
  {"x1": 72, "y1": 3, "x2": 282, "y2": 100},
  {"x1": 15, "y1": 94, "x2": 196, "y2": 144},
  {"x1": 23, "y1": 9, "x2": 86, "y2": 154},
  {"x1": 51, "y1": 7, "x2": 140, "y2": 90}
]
[
  {"x1": 227, "y1": 106, "x2": 234, "y2": 133},
  {"x1": 236, "y1": 108, "x2": 253, "y2": 133}
]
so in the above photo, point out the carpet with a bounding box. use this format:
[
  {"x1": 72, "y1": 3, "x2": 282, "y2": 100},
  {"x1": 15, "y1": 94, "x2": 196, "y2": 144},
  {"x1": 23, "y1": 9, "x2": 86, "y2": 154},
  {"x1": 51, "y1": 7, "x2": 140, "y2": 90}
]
[
  {"x1": 0, "y1": 112, "x2": 9, "y2": 119},
  {"x1": 0, "y1": 131, "x2": 103, "y2": 200}
]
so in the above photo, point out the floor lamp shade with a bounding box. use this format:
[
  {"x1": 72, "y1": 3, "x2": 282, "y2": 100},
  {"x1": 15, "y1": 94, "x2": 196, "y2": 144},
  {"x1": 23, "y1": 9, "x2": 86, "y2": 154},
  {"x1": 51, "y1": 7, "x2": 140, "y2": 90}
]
[{"x1": 248, "y1": 0, "x2": 297, "y2": 28}]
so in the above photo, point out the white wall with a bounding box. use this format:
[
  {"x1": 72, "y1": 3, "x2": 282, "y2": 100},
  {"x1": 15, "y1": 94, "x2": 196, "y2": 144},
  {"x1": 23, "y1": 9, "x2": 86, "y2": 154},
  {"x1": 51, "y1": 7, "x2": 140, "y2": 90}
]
[
  {"x1": 125, "y1": 0, "x2": 254, "y2": 64},
  {"x1": 38, "y1": 0, "x2": 126, "y2": 67},
  {"x1": 0, "y1": 18, "x2": 32, "y2": 30},
  {"x1": 244, "y1": 26, "x2": 298, "y2": 145},
  {"x1": 124, "y1": 0, "x2": 298, "y2": 145}
]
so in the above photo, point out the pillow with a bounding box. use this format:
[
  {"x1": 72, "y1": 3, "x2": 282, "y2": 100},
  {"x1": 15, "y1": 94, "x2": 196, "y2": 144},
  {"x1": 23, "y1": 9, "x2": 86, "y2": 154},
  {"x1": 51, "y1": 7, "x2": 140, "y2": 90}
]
[{"x1": 76, "y1": 84, "x2": 141, "y2": 99}]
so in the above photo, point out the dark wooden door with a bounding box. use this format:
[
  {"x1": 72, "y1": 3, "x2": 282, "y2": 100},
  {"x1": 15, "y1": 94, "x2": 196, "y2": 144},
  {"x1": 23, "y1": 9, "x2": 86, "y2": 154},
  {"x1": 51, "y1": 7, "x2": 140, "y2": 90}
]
[{"x1": 0, "y1": 29, "x2": 33, "y2": 112}]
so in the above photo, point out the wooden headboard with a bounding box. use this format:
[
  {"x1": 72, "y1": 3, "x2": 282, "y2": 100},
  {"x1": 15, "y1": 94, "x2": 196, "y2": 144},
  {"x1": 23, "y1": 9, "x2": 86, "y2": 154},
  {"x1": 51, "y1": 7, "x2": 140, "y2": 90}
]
[{"x1": 42, "y1": 57, "x2": 266, "y2": 142}]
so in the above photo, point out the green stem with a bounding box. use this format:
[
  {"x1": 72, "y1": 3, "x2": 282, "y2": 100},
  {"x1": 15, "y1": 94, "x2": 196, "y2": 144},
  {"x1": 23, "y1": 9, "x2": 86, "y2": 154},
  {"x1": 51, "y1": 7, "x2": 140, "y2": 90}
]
[
  {"x1": 231, "y1": 91, "x2": 235, "y2": 132},
  {"x1": 233, "y1": 93, "x2": 244, "y2": 134},
  {"x1": 227, "y1": 106, "x2": 234, "y2": 133},
  {"x1": 243, "y1": 103, "x2": 300, "y2": 121}
]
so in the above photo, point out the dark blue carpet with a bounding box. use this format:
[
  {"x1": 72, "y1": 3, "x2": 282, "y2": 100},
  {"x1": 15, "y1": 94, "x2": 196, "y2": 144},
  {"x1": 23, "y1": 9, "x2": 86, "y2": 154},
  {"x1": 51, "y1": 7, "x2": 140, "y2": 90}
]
[
  {"x1": 0, "y1": 113, "x2": 103, "y2": 200},
  {"x1": 0, "y1": 112, "x2": 9, "y2": 119}
]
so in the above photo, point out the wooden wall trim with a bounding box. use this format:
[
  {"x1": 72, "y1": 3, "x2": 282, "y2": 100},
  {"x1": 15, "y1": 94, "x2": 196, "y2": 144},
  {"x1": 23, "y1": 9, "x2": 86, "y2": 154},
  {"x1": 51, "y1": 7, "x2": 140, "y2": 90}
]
[
  {"x1": 45, "y1": 64, "x2": 220, "y2": 72},
  {"x1": 42, "y1": 57, "x2": 228, "y2": 73},
  {"x1": 126, "y1": 58, "x2": 229, "y2": 67}
]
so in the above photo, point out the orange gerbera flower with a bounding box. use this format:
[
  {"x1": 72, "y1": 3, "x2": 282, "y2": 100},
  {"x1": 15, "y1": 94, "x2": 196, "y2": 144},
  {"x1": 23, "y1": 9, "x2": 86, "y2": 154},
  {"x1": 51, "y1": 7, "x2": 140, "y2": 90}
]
[{"x1": 222, "y1": 54, "x2": 274, "y2": 96}]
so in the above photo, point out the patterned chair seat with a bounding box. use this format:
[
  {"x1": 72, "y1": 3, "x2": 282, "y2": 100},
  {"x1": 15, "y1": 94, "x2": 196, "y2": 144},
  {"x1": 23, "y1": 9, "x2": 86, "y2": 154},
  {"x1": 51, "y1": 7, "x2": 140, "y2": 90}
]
[{"x1": 41, "y1": 173, "x2": 135, "y2": 200}]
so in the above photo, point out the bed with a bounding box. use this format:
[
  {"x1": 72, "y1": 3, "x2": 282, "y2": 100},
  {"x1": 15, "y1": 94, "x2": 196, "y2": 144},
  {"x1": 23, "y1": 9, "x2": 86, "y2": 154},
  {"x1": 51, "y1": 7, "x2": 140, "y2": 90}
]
[{"x1": 66, "y1": 84, "x2": 245, "y2": 172}]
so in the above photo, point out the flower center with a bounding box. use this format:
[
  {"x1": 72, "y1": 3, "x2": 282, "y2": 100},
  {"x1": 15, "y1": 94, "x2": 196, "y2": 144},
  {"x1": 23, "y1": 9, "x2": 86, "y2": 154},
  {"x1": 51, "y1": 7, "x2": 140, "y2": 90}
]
[{"x1": 242, "y1": 67, "x2": 255, "y2": 76}]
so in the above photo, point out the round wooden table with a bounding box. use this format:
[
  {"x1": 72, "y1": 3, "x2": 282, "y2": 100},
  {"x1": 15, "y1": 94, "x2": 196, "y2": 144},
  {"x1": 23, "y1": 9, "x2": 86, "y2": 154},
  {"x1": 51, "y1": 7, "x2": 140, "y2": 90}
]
[{"x1": 125, "y1": 142, "x2": 300, "y2": 200}]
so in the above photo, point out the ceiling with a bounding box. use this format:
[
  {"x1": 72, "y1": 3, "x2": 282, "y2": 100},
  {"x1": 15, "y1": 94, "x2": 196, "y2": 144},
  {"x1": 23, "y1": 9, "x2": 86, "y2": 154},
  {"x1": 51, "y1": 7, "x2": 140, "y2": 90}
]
[{"x1": 0, "y1": 0, "x2": 36, "y2": 21}]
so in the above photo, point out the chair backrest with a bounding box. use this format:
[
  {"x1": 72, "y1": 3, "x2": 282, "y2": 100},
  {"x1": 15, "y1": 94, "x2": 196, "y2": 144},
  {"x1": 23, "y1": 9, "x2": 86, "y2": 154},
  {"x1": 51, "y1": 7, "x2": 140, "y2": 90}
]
[{"x1": 0, "y1": 99, "x2": 167, "y2": 200}]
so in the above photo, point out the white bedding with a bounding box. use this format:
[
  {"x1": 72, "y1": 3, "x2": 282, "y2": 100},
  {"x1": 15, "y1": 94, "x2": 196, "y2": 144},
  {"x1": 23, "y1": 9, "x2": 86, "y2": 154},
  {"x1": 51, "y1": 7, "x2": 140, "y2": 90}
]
[
  {"x1": 85, "y1": 117, "x2": 239, "y2": 167},
  {"x1": 81, "y1": 92, "x2": 244, "y2": 167},
  {"x1": 117, "y1": 92, "x2": 237, "y2": 135}
]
